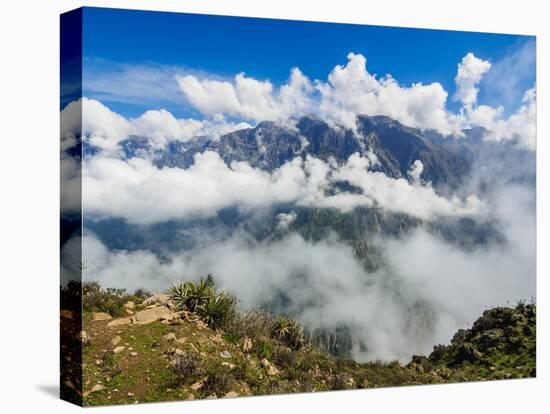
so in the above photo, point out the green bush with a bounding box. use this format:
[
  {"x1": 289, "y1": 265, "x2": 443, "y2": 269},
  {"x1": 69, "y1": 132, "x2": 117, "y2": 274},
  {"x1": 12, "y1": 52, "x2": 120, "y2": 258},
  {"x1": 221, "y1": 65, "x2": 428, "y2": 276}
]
[
  {"x1": 168, "y1": 281, "x2": 192, "y2": 311},
  {"x1": 169, "y1": 276, "x2": 237, "y2": 329},
  {"x1": 197, "y1": 292, "x2": 236, "y2": 328},
  {"x1": 168, "y1": 277, "x2": 214, "y2": 312},
  {"x1": 271, "y1": 316, "x2": 307, "y2": 350},
  {"x1": 82, "y1": 281, "x2": 129, "y2": 317},
  {"x1": 270, "y1": 345, "x2": 298, "y2": 371},
  {"x1": 200, "y1": 365, "x2": 232, "y2": 397},
  {"x1": 252, "y1": 336, "x2": 274, "y2": 360}
]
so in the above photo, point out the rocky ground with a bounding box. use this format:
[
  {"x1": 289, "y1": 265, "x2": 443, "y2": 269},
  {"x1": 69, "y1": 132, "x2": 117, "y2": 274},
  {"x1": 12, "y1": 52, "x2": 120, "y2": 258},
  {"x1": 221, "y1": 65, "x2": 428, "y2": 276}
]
[{"x1": 61, "y1": 289, "x2": 536, "y2": 406}]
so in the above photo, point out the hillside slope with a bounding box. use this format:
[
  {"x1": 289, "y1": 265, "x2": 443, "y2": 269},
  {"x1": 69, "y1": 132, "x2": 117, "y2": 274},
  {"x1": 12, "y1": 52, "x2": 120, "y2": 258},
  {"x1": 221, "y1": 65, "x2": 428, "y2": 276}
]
[{"x1": 60, "y1": 282, "x2": 535, "y2": 406}]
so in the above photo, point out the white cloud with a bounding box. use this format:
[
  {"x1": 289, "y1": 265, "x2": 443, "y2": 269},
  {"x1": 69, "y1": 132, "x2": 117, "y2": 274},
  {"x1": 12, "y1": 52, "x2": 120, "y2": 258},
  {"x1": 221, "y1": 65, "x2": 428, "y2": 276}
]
[
  {"x1": 131, "y1": 108, "x2": 251, "y2": 149},
  {"x1": 453, "y1": 53, "x2": 492, "y2": 109},
  {"x1": 317, "y1": 53, "x2": 464, "y2": 135},
  {"x1": 407, "y1": 160, "x2": 424, "y2": 184},
  {"x1": 177, "y1": 52, "x2": 467, "y2": 135},
  {"x1": 79, "y1": 51, "x2": 535, "y2": 152},
  {"x1": 176, "y1": 67, "x2": 313, "y2": 123},
  {"x1": 82, "y1": 151, "x2": 482, "y2": 224},
  {"x1": 83, "y1": 151, "x2": 307, "y2": 224},
  {"x1": 83, "y1": 59, "x2": 186, "y2": 107},
  {"x1": 469, "y1": 86, "x2": 536, "y2": 150},
  {"x1": 61, "y1": 98, "x2": 251, "y2": 154},
  {"x1": 276, "y1": 211, "x2": 297, "y2": 230}
]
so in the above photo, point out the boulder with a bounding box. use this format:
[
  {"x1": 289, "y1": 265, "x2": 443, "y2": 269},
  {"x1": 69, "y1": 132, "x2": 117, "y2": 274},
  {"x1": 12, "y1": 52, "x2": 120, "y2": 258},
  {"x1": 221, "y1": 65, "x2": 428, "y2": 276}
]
[
  {"x1": 124, "y1": 301, "x2": 135, "y2": 309},
  {"x1": 261, "y1": 358, "x2": 280, "y2": 376},
  {"x1": 242, "y1": 337, "x2": 252, "y2": 353},
  {"x1": 113, "y1": 346, "x2": 125, "y2": 354},
  {"x1": 92, "y1": 312, "x2": 112, "y2": 321},
  {"x1": 132, "y1": 306, "x2": 174, "y2": 325},
  {"x1": 142, "y1": 293, "x2": 171, "y2": 307},
  {"x1": 107, "y1": 317, "x2": 132, "y2": 327},
  {"x1": 190, "y1": 381, "x2": 204, "y2": 391},
  {"x1": 163, "y1": 333, "x2": 177, "y2": 341},
  {"x1": 83, "y1": 383, "x2": 105, "y2": 397},
  {"x1": 224, "y1": 391, "x2": 239, "y2": 398},
  {"x1": 111, "y1": 335, "x2": 122, "y2": 346}
]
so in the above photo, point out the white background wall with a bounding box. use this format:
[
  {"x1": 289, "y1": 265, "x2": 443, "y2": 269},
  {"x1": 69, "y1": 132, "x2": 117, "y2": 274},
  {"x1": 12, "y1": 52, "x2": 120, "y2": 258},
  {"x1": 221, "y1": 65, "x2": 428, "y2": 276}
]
[{"x1": 0, "y1": 0, "x2": 547, "y2": 412}]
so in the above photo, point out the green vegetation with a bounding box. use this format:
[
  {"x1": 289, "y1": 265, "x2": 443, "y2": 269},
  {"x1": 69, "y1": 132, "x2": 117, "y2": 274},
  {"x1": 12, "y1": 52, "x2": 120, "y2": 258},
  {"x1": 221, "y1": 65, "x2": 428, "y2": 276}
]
[
  {"x1": 82, "y1": 281, "x2": 150, "y2": 317},
  {"x1": 71, "y1": 278, "x2": 535, "y2": 406},
  {"x1": 416, "y1": 301, "x2": 536, "y2": 381},
  {"x1": 271, "y1": 316, "x2": 307, "y2": 350}
]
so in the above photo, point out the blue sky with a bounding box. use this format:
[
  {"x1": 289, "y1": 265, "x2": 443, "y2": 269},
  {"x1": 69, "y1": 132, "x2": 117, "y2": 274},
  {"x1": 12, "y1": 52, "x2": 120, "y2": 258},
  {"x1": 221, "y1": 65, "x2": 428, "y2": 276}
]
[{"x1": 81, "y1": 6, "x2": 535, "y2": 120}]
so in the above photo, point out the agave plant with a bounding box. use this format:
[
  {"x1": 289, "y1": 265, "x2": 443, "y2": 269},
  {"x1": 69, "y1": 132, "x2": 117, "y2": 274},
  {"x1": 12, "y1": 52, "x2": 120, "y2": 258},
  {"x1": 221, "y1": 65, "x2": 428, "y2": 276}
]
[
  {"x1": 271, "y1": 316, "x2": 306, "y2": 350},
  {"x1": 168, "y1": 281, "x2": 192, "y2": 311},
  {"x1": 185, "y1": 278, "x2": 214, "y2": 312},
  {"x1": 168, "y1": 277, "x2": 215, "y2": 312},
  {"x1": 197, "y1": 292, "x2": 236, "y2": 328}
]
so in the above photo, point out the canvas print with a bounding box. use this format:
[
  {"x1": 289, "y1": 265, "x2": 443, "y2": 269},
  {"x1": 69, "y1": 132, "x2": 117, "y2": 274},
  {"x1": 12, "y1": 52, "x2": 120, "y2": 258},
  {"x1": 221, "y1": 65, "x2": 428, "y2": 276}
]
[{"x1": 60, "y1": 7, "x2": 536, "y2": 406}]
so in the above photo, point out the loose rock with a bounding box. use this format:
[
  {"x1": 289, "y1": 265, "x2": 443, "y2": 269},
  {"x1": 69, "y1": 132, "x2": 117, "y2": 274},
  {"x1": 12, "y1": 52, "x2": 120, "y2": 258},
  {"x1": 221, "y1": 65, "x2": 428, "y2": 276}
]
[
  {"x1": 113, "y1": 346, "x2": 125, "y2": 354},
  {"x1": 107, "y1": 318, "x2": 132, "y2": 327},
  {"x1": 92, "y1": 312, "x2": 112, "y2": 321},
  {"x1": 242, "y1": 337, "x2": 252, "y2": 353},
  {"x1": 190, "y1": 381, "x2": 204, "y2": 391},
  {"x1": 79, "y1": 330, "x2": 92, "y2": 344},
  {"x1": 261, "y1": 358, "x2": 280, "y2": 376},
  {"x1": 163, "y1": 333, "x2": 177, "y2": 341},
  {"x1": 111, "y1": 335, "x2": 122, "y2": 346}
]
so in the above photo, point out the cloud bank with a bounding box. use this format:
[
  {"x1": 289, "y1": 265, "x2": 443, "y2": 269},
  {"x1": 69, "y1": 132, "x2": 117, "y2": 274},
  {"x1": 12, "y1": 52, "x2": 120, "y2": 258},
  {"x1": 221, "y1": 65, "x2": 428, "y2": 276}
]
[
  {"x1": 82, "y1": 151, "x2": 482, "y2": 224},
  {"x1": 81, "y1": 177, "x2": 534, "y2": 362},
  {"x1": 61, "y1": 98, "x2": 251, "y2": 155}
]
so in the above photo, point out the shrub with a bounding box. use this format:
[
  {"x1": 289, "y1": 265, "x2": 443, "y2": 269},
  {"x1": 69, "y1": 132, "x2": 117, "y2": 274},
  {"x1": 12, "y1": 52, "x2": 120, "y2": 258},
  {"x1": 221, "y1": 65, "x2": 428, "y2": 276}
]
[
  {"x1": 224, "y1": 309, "x2": 272, "y2": 341},
  {"x1": 187, "y1": 278, "x2": 215, "y2": 312},
  {"x1": 271, "y1": 316, "x2": 307, "y2": 350},
  {"x1": 201, "y1": 365, "x2": 232, "y2": 397},
  {"x1": 271, "y1": 345, "x2": 298, "y2": 371},
  {"x1": 197, "y1": 292, "x2": 236, "y2": 328},
  {"x1": 168, "y1": 277, "x2": 214, "y2": 312},
  {"x1": 170, "y1": 351, "x2": 202, "y2": 386},
  {"x1": 82, "y1": 281, "x2": 129, "y2": 317},
  {"x1": 168, "y1": 281, "x2": 192, "y2": 311},
  {"x1": 132, "y1": 287, "x2": 151, "y2": 300},
  {"x1": 252, "y1": 336, "x2": 274, "y2": 360}
]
